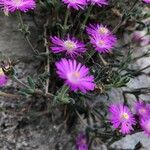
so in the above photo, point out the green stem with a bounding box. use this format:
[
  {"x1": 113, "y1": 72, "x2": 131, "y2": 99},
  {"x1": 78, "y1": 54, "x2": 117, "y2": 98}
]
[
  {"x1": 82, "y1": 5, "x2": 93, "y2": 30},
  {"x1": 17, "y1": 11, "x2": 24, "y2": 27},
  {"x1": 112, "y1": 0, "x2": 139, "y2": 33},
  {"x1": 98, "y1": 53, "x2": 108, "y2": 66},
  {"x1": 12, "y1": 75, "x2": 30, "y2": 89},
  {"x1": 17, "y1": 11, "x2": 38, "y2": 54},
  {"x1": 60, "y1": 85, "x2": 69, "y2": 100},
  {"x1": 63, "y1": 9, "x2": 70, "y2": 36}
]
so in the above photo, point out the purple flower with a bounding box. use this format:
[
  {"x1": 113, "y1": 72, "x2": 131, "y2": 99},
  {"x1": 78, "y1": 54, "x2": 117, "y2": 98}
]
[
  {"x1": 87, "y1": 24, "x2": 117, "y2": 53},
  {"x1": 143, "y1": 0, "x2": 150, "y2": 3},
  {"x1": 76, "y1": 133, "x2": 88, "y2": 150},
  {"x1": 88, "y1": 0, "x2": 108, "y2": 7},
  {"x1": 0, "y1": 0, "x2": 36, "y2": 12},
  {"x1": 89, "y1": 34, "x2": 117, "y2": 53},
  {"x1": 86, "y1": 24, "x2": 111, "y2": 36},
  {"x1": 140, "y1": 118, "x2": 150, "y2": 136},
  {"x1": 109, "y1": 103, "x2": 136, "y2": 134},
  {"x1": 50, "y1": 36, "x2": 86, "y2": 58},
  {"x1": 62, "y1": 0, "x2": 87, "y2": 10},
  {"x1": 0, "y1": 67, "x2": 8, "y2": 87},
  {"x1": 135, "y1": 101, "x2": 150, "y2": 119},
  {"x1": 55, "y1": 59, "x2": 95, "y2": 93},
  {"x1": 132, "y1": 31, "x2": 150, "y2": 46}
]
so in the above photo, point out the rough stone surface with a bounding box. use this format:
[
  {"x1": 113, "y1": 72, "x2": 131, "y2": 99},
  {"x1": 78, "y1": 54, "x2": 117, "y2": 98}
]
[
  {"x1": 111, "y1": 132, "x2": 150, "y2": 150},
  {"x1": 0, "y1": 12, "x2": 37, "y2": 58}
]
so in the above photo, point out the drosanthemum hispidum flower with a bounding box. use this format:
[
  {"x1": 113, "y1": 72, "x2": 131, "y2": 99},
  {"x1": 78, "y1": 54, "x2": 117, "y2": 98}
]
[
  {"x1": 76, "y1": 132, "x2": 88, "y2": 150},
  {"x1": 135, "y1": 101, "x2": 150, "y2": 119},
  {"x1": 55, "y1": 59, "x2": 95, "y2": 93},
  {"x1": 109, "y1": 103, "x2": 136, "y2": 134},
  {"x1": 143, "y1": 0, "x2": 150, "y2": 3},
  {"x1": 87, "y1": 24, "x2": 117, "y2": 53},
  {"x1": 87, "y1": 24, "x2": 110, "y2": 36},
  {"x1": 62, "y1": 0, "x2": 87, "y2": 10},
  {"x1": 0, "y1": 0, "x2": 36, "y2": 12},
  {"x1": 0, "y1": 67, "x2": 8, "y2": 87},
  {"x1": 50, "y1": 36, "x2": 86, "y2": 58},
  {"x1": 140, "y1": 118, "x2": 150, "y2": 137},
  {"x1": 89, "y1": 34, "x2": 117, "y2": 53},
  {"x1": 88, "y1": 0, "x2": 108, "y2": 7}
]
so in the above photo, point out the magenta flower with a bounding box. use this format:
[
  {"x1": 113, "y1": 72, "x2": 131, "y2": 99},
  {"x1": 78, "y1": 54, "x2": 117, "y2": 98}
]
[
  {"x1": 62, "y1": 0, "x2": 87, "y2": 10},
  {"x1": 140, "y1": 118, "x2": 150, "y2": 136},
  {"x1": 88, "y1": 0, "x2": 108, "y2": 7},
  {"x1": 76, "y1": 133, "x2": 88, "y2": 150},
  {"x1": 135, "y1": 101, "x2": 150, "y2": 119},
  {"x1": 50, "y1": 36, "x2": 86, "y2": 58},
  {"x1": 87, "y1": 24, "x2": 117, "y2": 53},
  {"x1": 143, "y1": 0, "x2": 150, "y2": 3},
  {"x1": 132, "y1": 31, "x2": 150, "y2": 46},
  {"x1": 0, "y1": 67, "x2": 8, "y2": 87},
  {"x1": 89, "y1": 34, "x2": 117, "y2": 53},
  {"x1": 86, "y1": 24, "x2": 111, "y2": 36},
  {"x1": 109, "y1": 103, "x2": 136, "y2": 134},
  {"x1": 55, "y1": 59, "x2": 95, "y2": 93},
  {"x1": 0, "y1": 0, "x2": 36, "y2": 12}
]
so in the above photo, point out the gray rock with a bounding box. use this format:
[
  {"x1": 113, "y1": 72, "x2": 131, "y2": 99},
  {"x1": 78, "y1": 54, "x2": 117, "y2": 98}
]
[{"x1": 111, "y1": 132, "x2": 150, "y2": 150}]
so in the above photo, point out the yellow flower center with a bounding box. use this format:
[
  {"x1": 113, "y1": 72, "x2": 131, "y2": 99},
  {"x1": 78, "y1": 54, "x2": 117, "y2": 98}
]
[
  {"x1": 14, "y1": 0, "x2": 21, "y2": 3},
  {"x1": 68, "y1": 72, "x2": 80, "y2": 83},
  {"x1": 13, "y1": 0, "x2": 23, "y2": 6},
  {"x1": 139, "y1": 108, "x2": 146, "y2": 114},
  {"x1": 72, "y1": 72, "x2": 80, "y2": 78},
  {"x1": 99, "y1": 27, "x2": 108, "y2": 34},
  {"x1": 64, "y1": 41, "x2": 76, "y2": 51},
  {"x1": 121, "y1": 113, "x2": 129, "y2": 120},
  {"x1": 99, "y1": 40, "x2": 105, "y2": 45}
]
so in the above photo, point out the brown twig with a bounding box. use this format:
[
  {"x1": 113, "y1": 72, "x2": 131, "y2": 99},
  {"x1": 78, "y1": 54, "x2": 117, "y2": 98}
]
[
  {"x1": 43, "y1": 18, "x2": 50, "y2": 94},
  {"x1": 0, "y1": 91, "x2": 21, "y2": 99}
]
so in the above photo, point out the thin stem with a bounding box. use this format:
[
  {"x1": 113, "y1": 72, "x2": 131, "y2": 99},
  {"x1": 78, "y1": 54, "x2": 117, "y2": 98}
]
[
  {"x1": 60, "y1": 85, "x2": 69, "y2": 100},
  {"x1": 43, "y1": 18, "x2": 50, "y2": 94},
  {"x1": 12, "y1": 75, "x2": 30, "y2": 89},
  {"x1": 75, "y1": 109, "x2": 87, "y2": 127},
  {"x1": 0, "y1": 91, "x2": 21, "y2": 99},
  {"x1": 17, "y1": 11, "x2": 24, "y2": 27},
  {"x1": 82, "y1": 5, "x2": 93, "y2": 30},
  {"x1": 112, "y1": 0, "x2": 139, "y2": 33},
  {"x1": 17, "y1": 11, "x2": 38, "y2": 54},
  {"x1": 98, "y1": 53, "x2": 108, "y2": 66},
  {"x1": 63, "y1": 9, "x2": 70, "y2": 36},
  {"x1": 11, "y1": 76, "x2": 54, "y2": 98}
]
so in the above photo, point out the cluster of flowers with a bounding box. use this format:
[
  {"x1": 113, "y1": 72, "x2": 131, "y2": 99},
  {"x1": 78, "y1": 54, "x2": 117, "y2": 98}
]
[
  {"x1": 0, "y1": 1, "x2": 117, "y2": 93},
  {"x1": 109, "y1": 101, "x2": 150, "y2": 136},
  {"x1": 0, "y1": 0, "x2": 149, "y2": 14},
  {"x1": 0, "y1": 0, "x2": 149, "y2": 93},
  {"x1": 51, "y1": 23, "x2": 117, "y2": 93},
  {"x1": 62, "y1": 0, "x2": 108, "y2": 10},
  {"x1": 0, "y1": 0, "x2": 36, "y2": 13},
  {"x1": 62, "y1": 0, "x2": 150, "y2": 10}
]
